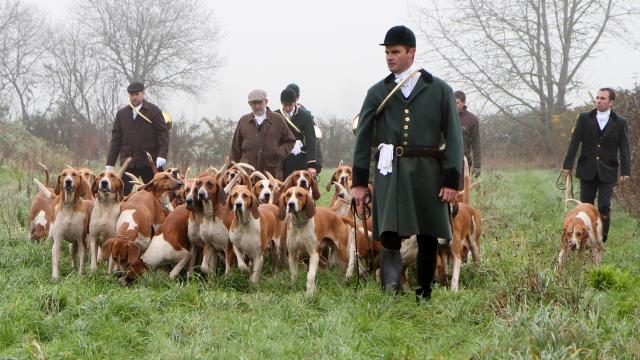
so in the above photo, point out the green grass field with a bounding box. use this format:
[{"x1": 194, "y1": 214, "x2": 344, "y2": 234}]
[{"x1": 0, "y1": 167, "x2": 638, "y2": 359}]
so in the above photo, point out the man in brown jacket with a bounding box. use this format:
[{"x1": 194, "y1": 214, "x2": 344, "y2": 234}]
[
  {"x1": 106, "y1": 82, "x2": 171, "y2": 195},
  {"x1": 455, "y1": 91, "x2": 481, "y2": 177},
  {"x1": 229, "y1": 89, "x2": 295, "y2": 180}
]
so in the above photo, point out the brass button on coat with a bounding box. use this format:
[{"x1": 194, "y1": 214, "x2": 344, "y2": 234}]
[
  {"x1": 404, "y1": 109, "x2": 410, "y2": 114},
  {"x1": 405, "y1": 117, "x2": 410, "y2": 122}
]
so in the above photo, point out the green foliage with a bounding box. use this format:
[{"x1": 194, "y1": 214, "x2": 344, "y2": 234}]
[{"x1": 588, "y1": 265, "x2": 636, "y2": 291}]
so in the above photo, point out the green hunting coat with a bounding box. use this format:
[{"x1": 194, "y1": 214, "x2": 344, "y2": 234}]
[{"x1": 352, "y1": 69, "x2": 463, "y2": 240}]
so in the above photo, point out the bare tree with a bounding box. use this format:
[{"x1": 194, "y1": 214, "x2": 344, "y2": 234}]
[
  {"x1": 76, "y1": 0, "x2": 223, "y2": 97},
  {"x1": 0, "y1": 0, "x2": 50, "y2": 124},
  {"x1": 45, "y1": 26, "x2": 120, "y2": 132},
  {"x1": 413, "y1": 0, "x2": 640, "y2": 152}
]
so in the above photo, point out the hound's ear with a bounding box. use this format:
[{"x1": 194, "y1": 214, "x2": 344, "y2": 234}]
[
  {"x1": 115, "y1": 177, "x2": 125, "y2": 202},
  {"x1": 305, "y1": 193, "x2": 317, "y2": 218},
  {"x1": 226, "y1": 191, "x2": 234, "y2": 210},
  {"x1": 250, "y1": 194, "x2": 260, "y2": 219},
  {"x1": 78, "y1": 179, "x2": 90, "y2": 198},
  {"x1": 310, "y1": 178, "x2": 321, "y2": 201},
  {"x1": 274, "y1": 176, "x2": 292, "y2": 203},
  {"x1": 54, "y1": 175, "x2": 62, "y2": 195},
  {"x1": 101, "y1": 239, "x2": 113, "y2": 261},
  {"x1": 127, "y1": 243, "x2": 141, "y2": 266},
  {"x1": 325, "y1": 172, "x2": 335, "y2": 192},
  {"x1": 91, "y1": 178, "x2": 99, "y2": 195},
  {"x1": 277, "y1": 194, "x2": 286, "y2": 221},
  {"x1": 217, "y1": 183, "x2": 227, "y2": 205}
]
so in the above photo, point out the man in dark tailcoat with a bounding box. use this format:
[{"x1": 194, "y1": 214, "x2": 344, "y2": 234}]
[
  {"x1": 275, "y1": 88, "x2": 318, "y2": 178},
  {"x1": 562, "y1": 88, "x2": 631, "y2": 243},
  {"x1": 351, "y1": 25, "x2": 463, "y2": 302},
  {"x1": 106, "y1": 82, "x2": 171, "y2": 195}
]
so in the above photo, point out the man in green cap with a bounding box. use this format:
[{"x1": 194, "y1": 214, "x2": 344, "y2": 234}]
[{"x1": 351, "y1": 25, "x2": 463, "y2": 302}]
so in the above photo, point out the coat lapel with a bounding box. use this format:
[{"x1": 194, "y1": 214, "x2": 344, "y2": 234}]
[{"x1": 404, "y1": 69, "x2": 434, "y2": 106}]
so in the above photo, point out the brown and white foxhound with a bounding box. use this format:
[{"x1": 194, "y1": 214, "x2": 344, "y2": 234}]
[
  {"x1": 228, "y1": 185, "x2": 284, "y2": 283},
  {"x1": 48, "y1": 168, "x2": 94, "y2": 280},
  {"x1": 277, "y1": 186, "x2": 351, "y2": 296},
  {"x1": 556, "y1": 200, "x2": 604, "y2": 271}
]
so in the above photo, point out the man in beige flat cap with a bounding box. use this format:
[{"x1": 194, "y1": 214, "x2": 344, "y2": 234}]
[{"x1": 229, "y1": 89, "x2": 296, "y2": 179}]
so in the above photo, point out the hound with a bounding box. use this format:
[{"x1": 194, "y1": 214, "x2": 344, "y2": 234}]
[
  {"x1": 436, "y1": 201, "x2": 482, "y2": 290},
  {"x1": 101, "y1": 172, "x2": 182, "y2": 273},
  {"x1": 228, "y1": 185, "x2": 284, "y2": 283},
  {"x1": 186, "y1": 175, "x2": 234, "y2": 276},
  {"x1": 48, "y1": 168, "x2": 94, "y2": 280},
  {"x1": 556, "y1": 200, "x2": 604, "y2": 271},
  {"x1": 325, "y1": 161, "x2": 352, "y2": 195},
  {"x1": 28, "y1": 162, "x2": 55, "y2": 242},
  {"x1": 250, "y1": 171, "x2": 280, "y2": 204},
  {"x1": 279, "y1": 170, "x2": 321, "y2": 201},
  {"x1": 88, "y1": 159, "x2": 129, "y2": 272},
  {"x1": 278, "y1": 186, "x2": 351, "y2": 296},
  {"x1": 118, "y1": 204, "x2": 193, "y2": 285}
]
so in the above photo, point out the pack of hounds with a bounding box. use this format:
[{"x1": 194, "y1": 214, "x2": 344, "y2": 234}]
[{"x1": 27, "y1": 156, "x2": 604, "y2": 296}]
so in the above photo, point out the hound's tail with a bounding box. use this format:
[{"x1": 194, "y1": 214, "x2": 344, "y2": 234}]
[
  {"x1": 33, "y1": 178, "x2": 54, "y2": 199},
  {"x1": 564, "y1": 199, "x2": 582, "y2": 206},
  {"x1": 37, "y1": 162, "x2": 50, "y2": 188}
]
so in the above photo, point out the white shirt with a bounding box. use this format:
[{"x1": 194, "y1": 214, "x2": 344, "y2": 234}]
[
  {"x1": 394, "y1": 64, "x2": 420, "y2": 98},
  {"x1": 254, "y1": 113, "x2": 266, "y2": 126},
  {"x1": 132, "y1": 104, "x2": 142, "y2": 120},
  {"x1": 596, "y1": 109, "x2": 610, "y2": 130}
]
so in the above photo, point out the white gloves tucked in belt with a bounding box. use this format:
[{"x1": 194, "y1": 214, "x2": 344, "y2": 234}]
[
  {"x1": 377, "y1": 143, "x2": 394, "y2": 176},
  {"x1": 156, "y1": 157, "x2": 166, "y2": 169},
  {"x1": 291, "y1": 140, "x2": 303, "y2": 156}
]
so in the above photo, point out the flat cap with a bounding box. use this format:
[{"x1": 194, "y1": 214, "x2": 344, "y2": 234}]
[
  {"x1": 248, "y1": 89, "x2": 267, "y2": 102},
  {"x1": 127, "y1": 82, "x2": 145, "y2": 93},
  {"x1": 380, "y1": 25, "x2": 416, "y2": 48}
]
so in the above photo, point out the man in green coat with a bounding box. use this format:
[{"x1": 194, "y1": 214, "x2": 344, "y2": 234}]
[{"x1": 351, "y1": 25, "x2": 463, "y2": 302}]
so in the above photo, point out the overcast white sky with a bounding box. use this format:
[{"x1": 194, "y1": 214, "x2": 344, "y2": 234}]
[{"x1": 38, "y1": 0, "x2": 640, "y2": 121}]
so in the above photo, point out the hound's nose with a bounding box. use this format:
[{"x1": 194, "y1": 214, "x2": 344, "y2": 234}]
[
  {"x1": 198, "y1": 190, "x2": 207, "y2": 199},
  {"x1": 300, "y1": 180, "x2": 308, "y2": 188},
  {"x1": 263, "y1": 193, "x2": 271, "y2": 201},
  {"x1": 100, "y1": 180, "x2": 109, "y2": 189},
  {"x1": 65, "y1": 179, "x2": 73, "y2": 187},
  {"x1": 287, "y1": 202, "x2": 295, "y2": 210},
  {"x1": 235, "y1": 203, "x2": 243, "y2": 211},
  {"x1": 185, "y1": 197, "x2": 193, "y2": 206}
]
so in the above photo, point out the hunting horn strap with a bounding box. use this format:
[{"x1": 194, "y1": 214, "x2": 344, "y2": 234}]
[
  {"x1": 280, "y1": 107, "x2": 302, "y2": 134},
  {"x1": 352, "y1": 67, "x2": 422, "y2": 135},
  {"x1": 129, "y1": 102, "x2": 153, "y2": 124},
  {"x1": 375, "y1": 67, "x2": 421, "y2": 115}
]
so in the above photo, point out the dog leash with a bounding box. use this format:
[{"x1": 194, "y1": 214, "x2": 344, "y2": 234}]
[
  {"x1": 350, "y1": 193, "x2": 372, "y2": 292},
  {"x1": 556, "y1": 171, "x2": 574, "y2": 210}
]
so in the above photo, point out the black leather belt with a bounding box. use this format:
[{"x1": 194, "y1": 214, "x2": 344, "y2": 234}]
[{"x1": 394, "y1": 146, "x2": 444, "y2": 160}]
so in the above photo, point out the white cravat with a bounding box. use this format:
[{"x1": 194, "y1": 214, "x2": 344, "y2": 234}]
[
  {"x1": 394, "y1": 64, "x2": 420, "y2": 98},
  {"x1": 132, "y1": 104, "x2": 142, "y2": 120},
  {"x1": 254, "y1": 113, "x2": 266, "y2": 126},
  {"x1": 596, "y1": 109, "x2": 610, "y2": 130}
]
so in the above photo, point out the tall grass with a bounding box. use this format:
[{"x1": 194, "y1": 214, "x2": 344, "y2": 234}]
[{"x1": 0, "y1": 166, "x2": 638, "y2": 359}]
